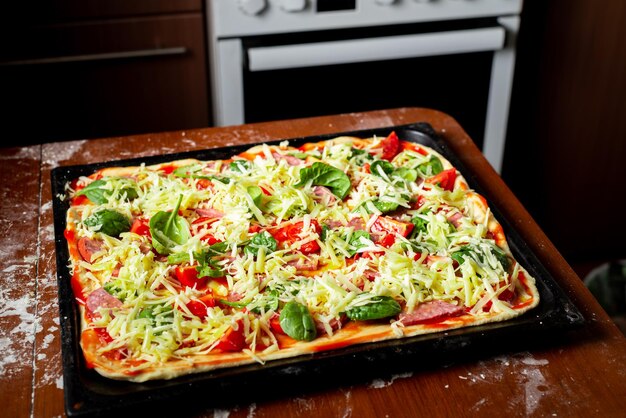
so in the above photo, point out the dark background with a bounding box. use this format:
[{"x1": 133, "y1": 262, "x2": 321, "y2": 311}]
[
  {"x1": 1, "y1": 0, "x2": 624, "y2": 280},
  {"x1": 503, "y1": 1, "x2": 626, "y2": 279}
]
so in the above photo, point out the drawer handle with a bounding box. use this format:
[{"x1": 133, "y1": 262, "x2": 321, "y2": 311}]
[
  {"x1": 247, "y1": 27, "x2": 504, "y2": 71},
  {"x1": 0, "y1": 47, "x2": 188, "y2": 66}
]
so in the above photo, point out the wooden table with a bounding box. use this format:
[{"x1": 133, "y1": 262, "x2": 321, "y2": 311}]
[{"x1": 2, "y1": 108, "x2": 625, "y2": 417}]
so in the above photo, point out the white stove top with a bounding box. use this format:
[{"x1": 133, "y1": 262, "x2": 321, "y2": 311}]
[{"x1": 209, "y1": 0, "x2": 523, "y2": 38}]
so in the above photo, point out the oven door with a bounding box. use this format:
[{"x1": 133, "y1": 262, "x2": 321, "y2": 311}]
[{"x1": 211, "y1": 17, "x2": 518, "y2": 172}]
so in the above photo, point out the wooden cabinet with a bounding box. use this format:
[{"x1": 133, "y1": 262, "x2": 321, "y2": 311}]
[{"x1": 0, "y1": 0, "x2": 209, "y2": 147}]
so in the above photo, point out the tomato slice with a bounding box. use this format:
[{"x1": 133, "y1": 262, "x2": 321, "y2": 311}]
[
  {"x1": 426, "y1": 168, "x2": 457, "y2": 191},
  {"x1": 71, "y1": 272, "x2": 87, "y2": 303},
  {"x1": 191, "y1": 217, "x2": 220, "y2": 244},
  {"x1": 412, "y1": 195, "x2": 426, "y2": 209},
  {"x1": 482, "y1": 289, "x2": 516, "y2": 312},
  {"x1": 287, "y1": 220, "x2": 321, "y2": 254},
  {"x1": 271, "y1": 225, "x2": 290, "y2": 243},
  {"x1": 381, "y1": 131, "x2": 401, "y2": 161},
  {"x1": 214, "y1": 321, "x2": 247, "y2": 352},
  {"x1": 272, "y1": 220, "x2": 321, "y2": 254},
  {"x1": 195, "y1": 179, "x2": 213, "y2": 190},
  {"x1": 370, "y1": 216, "x2": 414, "y2": 238},
  {"x1": 186, "y1": 294, "x2": 215, "y2": 318},
  {"x1": 402, "y1": 141, "x2": 428, "y2": 156},
  {"x1": 378, "y1": 233, "x2": 396, "y2": 248},
  {"x1": 269, "y1": 313, "x2": 285, "y2": 335},
  {"x1": 159, "y1": 164, "x2": 176, "y2": 174},
  {"x1": 93, "y1": 327, "x2": 114, "y2": 344},
  {"x1": 130, "y1": 218, "x2": 151, "y2": 237},
  {"x1": 175, "y1": 265, "x2": 208, "y2": 289},
  {"x1": 71, "y1": 195, "x2": 89, "y2": 206}
]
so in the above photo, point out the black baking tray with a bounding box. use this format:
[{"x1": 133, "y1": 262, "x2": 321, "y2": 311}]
[{"x1": 51, "y1": 123, "x2": 585, "y2": 417}]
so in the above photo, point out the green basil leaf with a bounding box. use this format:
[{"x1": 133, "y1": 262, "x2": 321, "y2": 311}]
[
  {"x1": 349, "y1": 147, "x2": 375, "y2": 166},
  {"x1": 345, "y1": 296, "x2": 401, "y2": 321},
  {"x1": 265, "y1": 289, "x2": 279, "y2": 312},
  {"x1": 288, "y1": 151, "x2": 309, "y2": 160},
  {"x1": 370, "y1": 160, "x2": 395, "y2": 178},
  {"x1": 372, "y1": 199, "x2": 399, "y2": 214},
  {"x1": 244, "y1": 231, "x2": 277, "y2": 257},
  {"x1": 76, "y1": 178, "x2": 138, "y2": 204},
  {"x1": 103, "y1": 282, "x2": 123, "y2": 297},
  {"x1": 84, "y1": 209, "x2": 131, "y2": 236},
  {"x1": 114, "y1": 178, "x2": 139, "y2": 201},
  {"x1": 418, "y1": 156, "x2": 444, "y2": 176},
  {"x1": 230, "y1": 160, "x2": 251, "y2": 173},
  {"x1": 295, "y1": 162, "x2": 351, "y2": 199},
  {"x1": 149, "y1": 195, "x2": 190, "y2": 255},
  {"x1": 451, "y1": 246, "x2": 475, "y2": 266},
  {"x1": 173, "y1": 164, "x2": 212, "y2": 179},
  {"x1": 174, "y1": 164, "x2": 231, "y2": 184},
  {"x1": 167, "y1": 252, "x2": 192, "y2": 265},
  {"x1": 214, "y1": 176, "x2": 231, "y2": 184},
  {"x1": 138, "y1": 307, "x2": 155, "y2": 320},
  {"x1": 279, "y1": 301, "x2": 317, "y2": 341},
  {"x1": 207, "y1": 241, "x2": 228, "y2": 255},
  {"x1": 76, "y1": 180, "x2": 109, "y2": 204},
  {"x1": 320, "y1": 224, "x2": 330, "y2": 242},
  {"x1": 491, "y1": 246, "x2": 511, "y2": 272},
  {"x1": 138, "y1": 305, "x2": 173, "y2": 333},
  {"x1": 248, "y1": 289, "x2": 280, "y2": 314},
  {"x1": 393, "y1": 167, "x2": 418, "y2": 182},
  {"x1": 347, "y1": 230, "x2": 371, "y2": 256},
  {"x1": 217, "y1": 299, "x2": 248, "y2": 309},
  {"x1": 410, "y1": 216, "x2": 429, "y2": 236},
  {"x1": 247, "y1": 185, "x2": 263, "y2": 207},
  {"x1": 197, "y1": 264, "x2": 225, "y2": 278}
]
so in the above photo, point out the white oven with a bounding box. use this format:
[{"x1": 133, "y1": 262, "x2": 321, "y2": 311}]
[{"x1": 206, "y1": 0, "x2": 522, "y2": 172}]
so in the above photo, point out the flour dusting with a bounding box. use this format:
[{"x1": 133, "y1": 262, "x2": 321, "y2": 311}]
[
  {"x1": 43, "y1": 140, "x2": 87, "y2": 167},
  {"x1": 341, "y1": 389, "x2": 353, "y2": 418},
  {"x1": 521, "y1": 368, "x2": 546, "y2": 415},
  {"x1": 33, "y1": 271, "x2": 64, "y2": 390},
  {"x1": 0, "y1": 146, "x2": 40, "y2": 160},
  {"x1": 369, "y1": 372, "x2": 413, "y2": 389},
  {"x1": 213, "y1": 409, "x2": 230, "y2": 418},
  {"x1": 0, "y1": 291, "x2": 35, "y2": 377},
  {"x1": 55, "y1": 375, "x2": 64, "y2": 389},
  {"x1": 456, "y1": 351, "x2": 554, "y2": 416},
  {"x1": 293, "y1": 397, "x2": 315, "y2": 413},
  {"x1": 246, "y1": 403, "x2": 257, "y2": 418},
  {"x1": 521, "y1": 357, "x2": 550, "y2": 366}
]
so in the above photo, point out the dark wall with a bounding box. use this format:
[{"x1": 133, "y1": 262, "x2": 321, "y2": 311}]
[{"x1": 503, "y1": 1, "x2": 626, "y2": 268}]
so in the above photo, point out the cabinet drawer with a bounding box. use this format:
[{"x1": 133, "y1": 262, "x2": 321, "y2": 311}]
[{"x1": 1, "y1": 13, "x2": 209, "y2": 146}]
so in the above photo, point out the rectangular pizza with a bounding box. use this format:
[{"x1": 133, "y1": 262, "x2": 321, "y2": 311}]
[{"x1": 60, "y1": 131, "x2": 539, "y2": 382}]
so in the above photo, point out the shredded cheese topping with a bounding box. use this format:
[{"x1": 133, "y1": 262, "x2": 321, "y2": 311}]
[{"x1": 66, "y1": 134, "x2": 531, "y2": 370}]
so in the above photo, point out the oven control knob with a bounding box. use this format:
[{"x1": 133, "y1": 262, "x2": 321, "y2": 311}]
[
  {"x1": 280, "y1": 0, "x2": 307, "y2": 12},
  {"x1": 376, "y1": 0, "x2": 397, "y2": 5},
  {"x1": 238, "y1": 0, "x2": 267, "y2": 15}
]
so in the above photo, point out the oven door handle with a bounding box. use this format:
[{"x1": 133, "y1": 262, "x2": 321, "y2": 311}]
[{"x1": 247, "y1": 27, "x2": 505, "y2": 71}]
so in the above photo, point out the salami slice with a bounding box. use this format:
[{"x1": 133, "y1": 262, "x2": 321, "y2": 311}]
[
  {"x1": 398, "y1": 301, "x2": 464, "y2": 326},
  {"x1": 77, "y1": 237, "x2": 103, "y2": 263},
  {"x1": 86, "y1": 288, "x2": 123, "y2": 320},
  {"x1": 272, "y1": 152, "x2": 303, "y2": 166}
]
